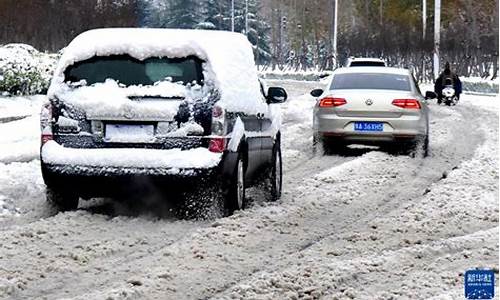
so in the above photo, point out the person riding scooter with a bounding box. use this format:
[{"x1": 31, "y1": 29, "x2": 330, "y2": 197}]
[{"x1": 434, "y1": 62, "x2": 462, "y2": 103}]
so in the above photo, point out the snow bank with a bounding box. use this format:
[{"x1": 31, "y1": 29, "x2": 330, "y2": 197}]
[
  {"x1": 41, "y1": 141, "x2": 222, "y2": 170},
  {"x1": 0, "y1": 44, "x2": 58, "y2": 95},
  {"x1": 460, "y1": 77, "x2": 499, "y2": 95},
  {"x1": 259, "y1": 69, "x2": 332, "y2": 82},
  {"x1": 48, "y1": 28, "x2": 266, "y2": 115}
]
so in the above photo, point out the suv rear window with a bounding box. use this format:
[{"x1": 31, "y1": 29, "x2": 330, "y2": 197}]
[
  {"x1": 64, "y1": 55, "x2": 204, "y2": 86},
  {"x1": 330, "y1": 73, "x2": 410, "y2": 91},
  {"x1": 349, "y1": 61, "x2": 386, "y2": 67}
]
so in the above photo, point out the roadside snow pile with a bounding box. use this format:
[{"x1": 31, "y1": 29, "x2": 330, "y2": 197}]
[
  {"x1": 0, "y1": 44, "x2": 58, "y2": 96},
  {"x1": 259, "y1": 69, "x2": 332, "y2": 82},
  {"x1": 0, "y1": 195, "x2": 20, "y2": 216},
  {"x1": 49, "y1": 28, "x2": 266, "y2": 115},
  {"x1": 461, "y1": 77, "x2": 499, "y2": 95},
  {"x1": 0, "y1": 95, "x2": 44, "y2": 164}
]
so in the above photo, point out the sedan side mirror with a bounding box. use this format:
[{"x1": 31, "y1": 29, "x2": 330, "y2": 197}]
[
  {"x1": 425, "y1": 91, "x2": 437, "y2": 99},
  {"x1": 267, "y1": 87, "x2": 287, "y2": 104},
  {"x1": 310, "y1": 89, "x2": 324, "y2": 97}
]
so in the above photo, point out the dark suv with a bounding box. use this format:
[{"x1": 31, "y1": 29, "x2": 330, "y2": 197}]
[{"x1": 40, "y1": 28, "x2": 287, "y2": 217}]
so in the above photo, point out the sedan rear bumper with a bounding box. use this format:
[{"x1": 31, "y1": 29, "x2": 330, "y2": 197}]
[{"x1": 314, "y1": 114, "x2": 427, "y2": 144}]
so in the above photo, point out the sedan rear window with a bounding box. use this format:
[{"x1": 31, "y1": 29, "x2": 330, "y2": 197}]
[
  {"x1": 330, "y1": 73, "x2": 411, "y2": 91},
  {"x1": 349, "y1": 61, "x2": 386, "y2": 67},
  {"x1": 64, "y1": 55, "x2": 204, "y2": 86}
]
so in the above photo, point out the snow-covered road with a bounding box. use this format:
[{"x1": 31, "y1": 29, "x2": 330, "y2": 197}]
[{"x1": 0, "y1": 81, "x2": 498, "y2": 299}]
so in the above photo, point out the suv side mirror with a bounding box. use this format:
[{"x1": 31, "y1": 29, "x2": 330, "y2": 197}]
[
  {"x1": 267, "y1": 87, "x2": 287, "y2": 104},
  {"x1": 425, "y1": 91, "x2": 437, "y2": 99},
  {"x1": 310, "y1": 89, "x2": 324, "y2": 97}
]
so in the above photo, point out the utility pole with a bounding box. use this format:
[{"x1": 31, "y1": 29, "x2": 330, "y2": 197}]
[
  {"x1": 422, "y1": 0, "x2": 426, "y2": 40},
  {"x1": 245, "y1": 0, "x2": 249, "y2": 35},
  {"x1": 231, "y1": 0, "x2": 235, "y2": 32},
  {"x1": 332, "y1": 0, "x2": 338, "y2": 68},
  {"x1": 433, "y1": 0, "x2": 441, "y2": 79},
  {"x1": 422, "y1": 0, "x2": 426, "y2": 80}
]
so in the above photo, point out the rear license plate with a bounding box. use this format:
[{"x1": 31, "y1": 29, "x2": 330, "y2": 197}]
[
  {"x1": 105, "y1": 124, "x2": 154, "y2": 142},
  {"x1": 354, "y1": 122, "x2": 383, "y2": 132}
]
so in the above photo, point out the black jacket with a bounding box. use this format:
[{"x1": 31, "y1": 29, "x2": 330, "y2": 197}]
[{"x1": 434, "y1": 71, "x2": 462, "y2": 97}]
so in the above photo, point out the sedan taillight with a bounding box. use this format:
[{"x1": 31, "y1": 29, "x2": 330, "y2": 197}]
[
  {"x1": 40, "y1": 102, "x2": 53, "y2": 145},
  {"x1": 319, "y1": 97, "x2": 347, "y2": 107},
  {"x1": 392, "y1": 99, "x2": 421, "y2": 109}
]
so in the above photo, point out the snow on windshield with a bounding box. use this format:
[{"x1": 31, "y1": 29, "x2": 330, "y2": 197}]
[{"x1": 48, "y1": 28, "x2": 266, "y2": 115}]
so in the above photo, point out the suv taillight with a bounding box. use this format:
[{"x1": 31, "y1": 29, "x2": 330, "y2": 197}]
[
  {"x1": 209, "y1": 105, "x2": 226, "y2": 153},
  {"x1": 392, "y1": 99, "x2": 421, "y2": 109},
  {"x1": 40, "y1": 102, "x2": 53, "y2": 145},
  {"x1": 209, "y1": 138, "x2": 225, "y2": 153}
]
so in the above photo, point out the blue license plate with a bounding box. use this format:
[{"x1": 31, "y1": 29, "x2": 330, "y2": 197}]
[{"x1": 354, "y1": 122, "x2": 383, "y2": 132}]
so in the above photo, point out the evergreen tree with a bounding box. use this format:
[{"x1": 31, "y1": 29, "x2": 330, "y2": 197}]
[
  {"x1": 202, "y1": 0, "x2": 225, "y2": 30},
  {"x1": 244, "y1": 0, "x2": 272, "y2": 64},
  {"x1": 163, "y1": 0, "x2": 202, "y2": 29},
  {"x1": 200, "y1": 0, "x2": 271, "y2": 65}
]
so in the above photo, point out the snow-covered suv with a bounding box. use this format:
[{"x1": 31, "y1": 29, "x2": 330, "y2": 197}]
[{"x1": 40, "y1": 28, "x2": 287, "y2": 216}]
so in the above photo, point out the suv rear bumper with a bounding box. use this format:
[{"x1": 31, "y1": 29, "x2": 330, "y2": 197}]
[{"x1": 40, "y1": 141, "x2": 236, "y2": 197}]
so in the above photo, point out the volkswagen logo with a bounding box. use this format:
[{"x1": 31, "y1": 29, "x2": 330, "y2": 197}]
[
  {"x1": 365, "y1": 99, "x2": 374, "y2": 106},
  {"x1": 123, "y1": 106, "x2": 135, "y2": 119}
]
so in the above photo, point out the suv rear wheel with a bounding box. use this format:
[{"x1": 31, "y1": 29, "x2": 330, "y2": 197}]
[
  {"x1": 46, "y1": 187, "x2": 79, "y2": 211},
  {"x1": 269, "y1": 143, "x2": 282, "y2": 201},
  {"x1": 225, "y1": 154, "x2": 246, "y2": 215}
]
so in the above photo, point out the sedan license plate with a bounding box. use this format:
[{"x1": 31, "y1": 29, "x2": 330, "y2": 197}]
[
  {"x1": 354, "y1": 122, "x2": 383, "y2": 132},
  {"x1": 105, "y1": 124, "x2": 154, "y2": 142}
]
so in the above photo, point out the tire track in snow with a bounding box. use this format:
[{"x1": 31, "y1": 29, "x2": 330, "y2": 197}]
[{"x1": 208, "y1": 101, "x2": 498, "y2": 299}]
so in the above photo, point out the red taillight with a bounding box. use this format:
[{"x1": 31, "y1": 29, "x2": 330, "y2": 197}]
[
  {"x1": 209, "y1": 138, "x2": 225, "y2": 153},
  {"x1": 212, "y1": 105, "x2": 224, "y2": 118},
  {"x1": 392, "y1": 99, "x2": 421, "y2": 109},
  {"x1": 40, "y1": 102, "x2": 53, "y2": 145},
  {"x1": 41, "y1": 134, "x2": 53, "y2": 144},
  {"x1": 319, "y1": 97, "x2": 347, "y2": 107}
]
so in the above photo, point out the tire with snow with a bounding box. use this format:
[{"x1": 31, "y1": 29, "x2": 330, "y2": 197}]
[
  {"x1": 312, "y1": 134, "x2": 323, "y2": 154},
  {"x1": 46, "y1": 186, "x2": 79, "y2": 211},
  {"x1": 321, "y1": 137, "x2": 344, "y2": 155},
  {"x1": 409, "y1": 135, "x2": 429, "y2": 158},
  {"x1": 178, "y1": 181, "x2": 223, "y2": 220},
  {"x1": 224, "y1": 154, "x2": 246, "y2": 215},
  {"x1": 269, "y1": 142, "x2": 282, "y2": 201}
]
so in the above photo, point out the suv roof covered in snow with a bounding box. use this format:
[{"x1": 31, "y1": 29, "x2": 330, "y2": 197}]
[{"x1": 49, "y1": 28, "x2": 265, "y2": 114}]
